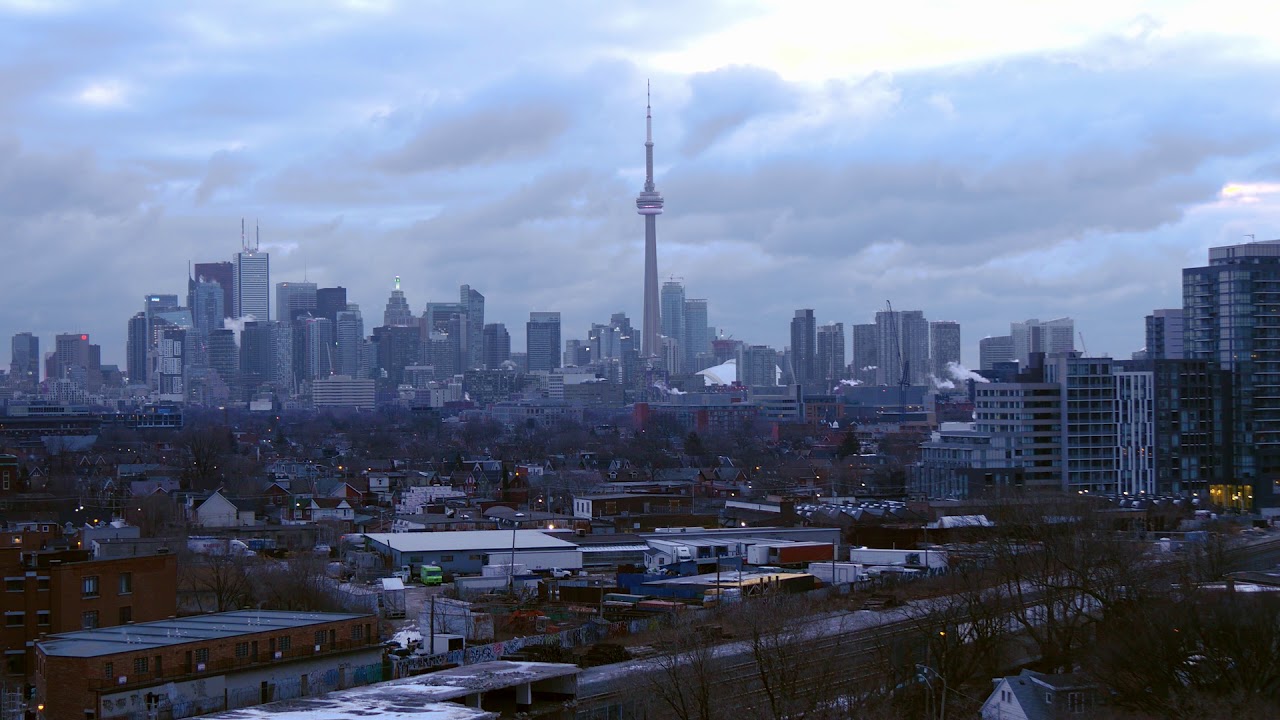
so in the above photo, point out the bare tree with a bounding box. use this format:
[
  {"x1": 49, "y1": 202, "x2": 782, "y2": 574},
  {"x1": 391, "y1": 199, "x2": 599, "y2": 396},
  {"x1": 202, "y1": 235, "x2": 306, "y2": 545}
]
[{"x1": 179, "y1": 551, "x2": 253, "y2": 613}]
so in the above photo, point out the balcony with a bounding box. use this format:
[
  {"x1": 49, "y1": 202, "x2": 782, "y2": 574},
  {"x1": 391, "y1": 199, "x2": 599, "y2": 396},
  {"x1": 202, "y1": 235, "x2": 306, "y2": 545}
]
[{"x1": 87, "y1": 637, "x2": 380, "y2": 692}]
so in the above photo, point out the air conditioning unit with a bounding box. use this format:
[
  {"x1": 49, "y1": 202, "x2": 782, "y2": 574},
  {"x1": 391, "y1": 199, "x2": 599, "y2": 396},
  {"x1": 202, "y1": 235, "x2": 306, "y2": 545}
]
[
  {"x1": 117, "y1": 676, "x2": 127, "y2": 685},
  {"x1": 314, "y1": 645, "x2": 321, "y2": 652},
  {"x1": 274, "y1": 651, "x2": 282, "y2": 659},
  {"x1": 196, "y1": 663, "x2": 206, "y2": 672}
]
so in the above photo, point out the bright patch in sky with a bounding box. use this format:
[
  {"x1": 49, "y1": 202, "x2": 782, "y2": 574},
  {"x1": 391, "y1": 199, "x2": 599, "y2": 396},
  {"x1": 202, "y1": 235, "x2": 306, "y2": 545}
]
[{"x1": 76, "y1": 80, "x2": 128, "y2": 108}]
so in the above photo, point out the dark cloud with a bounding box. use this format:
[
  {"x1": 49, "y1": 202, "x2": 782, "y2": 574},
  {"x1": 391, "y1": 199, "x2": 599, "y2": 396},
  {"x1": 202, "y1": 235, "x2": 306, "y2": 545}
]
[
  {"x1": 0, "y1": 138, "x2": 149, "y2": 218},
  {"x1": 376, "y1": 102, "x2": 571, "y2": 174},
  {"x1": 194, "y1": 149, "x2": 252, "y2": 204},
  {"x1": 680, "y1": 66, "x2": 797, "y2": 156}
]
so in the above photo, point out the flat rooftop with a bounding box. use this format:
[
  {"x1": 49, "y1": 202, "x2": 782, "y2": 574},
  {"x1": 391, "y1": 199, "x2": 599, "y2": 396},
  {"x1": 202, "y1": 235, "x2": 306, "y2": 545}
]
[
  {"x1": 204, "y1": 661, "x2": 578, "y2": 720},
  {"x1": 39, "y1": 610, "x2": 370, "y2": 658},
  {"x1": 362, "y1": 530, "x2": 578, "y2": 553}
]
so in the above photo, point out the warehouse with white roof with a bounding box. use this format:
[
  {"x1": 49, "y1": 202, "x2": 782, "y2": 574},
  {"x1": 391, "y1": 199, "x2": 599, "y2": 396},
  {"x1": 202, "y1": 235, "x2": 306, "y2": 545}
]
[{"x1": 360, "y1": 530, "x2": 583, "y2": 576}]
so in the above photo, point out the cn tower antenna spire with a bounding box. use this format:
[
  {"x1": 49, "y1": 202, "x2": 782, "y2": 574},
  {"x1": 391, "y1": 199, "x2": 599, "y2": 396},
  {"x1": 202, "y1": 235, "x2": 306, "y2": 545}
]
[{"x1": 637, "y1": 81, "x2": 664, "y2": 357}]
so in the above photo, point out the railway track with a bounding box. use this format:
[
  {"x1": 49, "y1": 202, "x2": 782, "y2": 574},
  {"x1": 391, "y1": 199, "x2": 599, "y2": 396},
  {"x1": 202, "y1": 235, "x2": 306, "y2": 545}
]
[{"x1": 572, "y1": 534, "x2": 1280, "y2": 719}]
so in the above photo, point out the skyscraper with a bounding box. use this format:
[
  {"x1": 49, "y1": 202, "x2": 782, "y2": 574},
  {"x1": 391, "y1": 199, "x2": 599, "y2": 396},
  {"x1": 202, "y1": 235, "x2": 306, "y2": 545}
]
[
  {"x1": 303, "y1": 317, "x2": 335, "y2": 380},
  {"x1": 1184, "y1": 238, "x2": 1280, "y2": 509},
  {"x1": 526, "y1": 312, "x2": 561, "y2": 373},
  {"x1": 191, "y1": 280, "x2": 225, "y2": 367},
  {"x1": 335, "y1": 305, "x2": 365, "y2": 378},
  {"x1": 482, "y1": 323, "x2": 511, "y2": 369},
  {"x1": 126, "y1": 314, "x2": 148, "y2": 384},
  {"x1": 738, "y1": 345, "x2": 778, "y2": 387},
  {"x1": 9, "y1": 332, "x2": 39, "y2": 384},
  {"x1": 52, "y1": 333, "x2": 91, "y2": 382},
  {"x1": 637, "y1": 86, "x2": 663, "y2": 357},
  {"x1": 316, "y1": 286, "x2": 348, "y2": 323},
  {"x1": 660, "y1": 281, "x2": 685, "y2": 372},
  {"x1": 875, "y1": 309, "x2": 929, "y2": 386},
  {"x1": 851, "y1": 323, "x2": 878, "y2": 385},
  {"x1": 460, "y1": 285, "x2": 485, "y2": 371},
  {"x1": 930, "y1": 321, "x2": 961, "y2": 378},
  {"x1": 233, "y1": 222, "x2": 270, "y2": 321},
  {"x1": 816, "y1": 322, "x2": 846, "y2": 384},
  {"x1": 240, "y1": 321, "x2": 275, "y2": 397},
  {"x1": 383, "y1": 277, "x2": 414, "y2": 327},
  {"x1": 191, "y1": 261, "x2": 233, "y2": 322},
  {"x1": 275, "y1": 281, "x2": 317, "y2": 323},
  {"x1": 1145, "y1": 309, "x2": 1184, "y2": 360},
  {"x1": 208, "y1": 328, "x2": 239, "y2": 393},
  {"x1": 789, "y1": 309, "x2": 817, "y2": 388},
  {"x1": 979, "y1": 335, "x2": 1014, "y2": 371},
  {"x1": 683, "y1": 298, "x2": 710, "y2": 371},
  {"x1": 1011, "y1": 318, "x2": 1074, "y2": 365}
]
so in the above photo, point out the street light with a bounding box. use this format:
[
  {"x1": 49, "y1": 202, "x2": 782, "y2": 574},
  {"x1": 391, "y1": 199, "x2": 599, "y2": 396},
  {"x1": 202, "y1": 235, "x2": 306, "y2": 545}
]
[
  {"x1": 916, "y1": 663, "x2": 948, "y2": 720},
  {"x1": 509, "y1": 512, "x2": 525, "y2": 593}
]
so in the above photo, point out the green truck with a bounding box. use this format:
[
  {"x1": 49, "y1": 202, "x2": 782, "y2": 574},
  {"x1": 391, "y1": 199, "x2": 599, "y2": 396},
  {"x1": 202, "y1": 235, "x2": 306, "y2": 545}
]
[{"x1": 420, "y1": 565, "x2": 444, "y2": 586}]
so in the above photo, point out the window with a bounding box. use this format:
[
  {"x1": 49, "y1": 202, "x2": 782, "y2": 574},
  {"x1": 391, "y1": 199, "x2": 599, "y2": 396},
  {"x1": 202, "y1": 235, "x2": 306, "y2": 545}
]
[
  {"x1": 82, "y1": 575, "x2": 100, "y2": 598},
  {"x1": 36, "y1": 611, "x2": 49, "y2": 626},
  {"x1": 5, "y1": 654, "x2": 24, "y2": 676},
  {"x1": 4, "y1": 578, "x2": 21, "y2": 592},
  {"x1": 314, "y1": 630, "x2": 326, "y2": 646},
  {"x1": 279, "y1": 636, "x2": 291, "y2": 652},
  {"x1": 119, "y1": 606, "x2": 132, "y2": 624},
  {"x1": 440, "y1": 554, "x2": 454, "y2": 562},
  {"x1": 104, "y1": 662, "x2": 113, "y2": 679},
  {"x1": 118, "y1": 572, "x2": 132, "y2": 595},
  {"x1": 194, "y1": 648, "x2": 209, "y2": 664},
  {"x1": 37, "y1": 577, "x2": 48, "y2": 591},
  {"x1": 351, "y1": 625, "x2": 363, "y2": 640},
  {"x1": 1068, "y1": 692, "x2": 1084, "y2": 713},
  {"x1": 133, "y1": 657, "x2": 149, "y2": 674},
  {"x1": 234, "y1": 642, "x2": 249, "y2": 659},
  {"x1": 1045, "y1": 692, "x2": 1053, "y2": 704},
  {"x1": 5, "y1": 612, "x2": 22, "y2": 627},
  {"x1": 82, "y1": 610, "x2": 99, "y2": 629}
]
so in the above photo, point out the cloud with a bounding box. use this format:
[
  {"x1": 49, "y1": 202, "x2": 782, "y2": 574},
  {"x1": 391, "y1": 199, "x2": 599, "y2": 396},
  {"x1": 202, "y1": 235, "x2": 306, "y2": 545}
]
[
  {"x1": 376, "y1": 102, "x2": 571, "y2": 173},
  {"x1": 194, "y1": 149, "x2": 252, "y2": 204},
  {"x1": 679, "y1": 65, "x2": 797, "y2": 156}
]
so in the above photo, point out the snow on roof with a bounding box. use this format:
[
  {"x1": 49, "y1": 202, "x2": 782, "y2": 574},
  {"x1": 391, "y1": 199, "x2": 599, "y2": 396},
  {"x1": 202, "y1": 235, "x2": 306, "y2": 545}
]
[{"x1": 362, "y1": 530, "x2": 579, "y2": 554}]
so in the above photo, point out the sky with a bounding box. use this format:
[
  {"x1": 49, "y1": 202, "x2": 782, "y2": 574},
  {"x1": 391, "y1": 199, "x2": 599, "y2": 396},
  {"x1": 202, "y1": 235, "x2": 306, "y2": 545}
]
[{"x1": 5, "y1": 0, "x2": 1280, "y2": 370}]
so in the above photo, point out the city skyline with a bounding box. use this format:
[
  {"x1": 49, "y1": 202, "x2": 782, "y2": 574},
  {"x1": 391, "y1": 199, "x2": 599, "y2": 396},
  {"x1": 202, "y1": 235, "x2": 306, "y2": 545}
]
[{"x1": 4, "y1": 4, "x2": 1280, "y2": 367}]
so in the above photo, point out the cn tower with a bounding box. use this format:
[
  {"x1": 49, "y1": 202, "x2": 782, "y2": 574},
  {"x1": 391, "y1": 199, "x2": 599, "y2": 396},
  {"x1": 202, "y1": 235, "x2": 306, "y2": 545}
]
[{"x1": 637, "y1": 83, "x2": 664, "y2": 357}]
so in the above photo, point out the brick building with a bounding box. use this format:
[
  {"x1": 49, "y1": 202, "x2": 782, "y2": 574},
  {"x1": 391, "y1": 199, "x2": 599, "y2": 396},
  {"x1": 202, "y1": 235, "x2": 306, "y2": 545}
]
[
  {"x1": 1, "y1": 538, "x2": 176, "y2": 690},
  {"x1": 35, "y1": 610, "x2": 382, "y2": 720}
]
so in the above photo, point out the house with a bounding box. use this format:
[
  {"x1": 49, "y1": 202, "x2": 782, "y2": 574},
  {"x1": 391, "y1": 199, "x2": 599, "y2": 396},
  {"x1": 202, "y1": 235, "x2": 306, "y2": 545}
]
[
  {"x1": 307, "y1": 498, "x2": 354, "y2": 522},
  {"x1": 190, "y1": 490, "x2": 255, "y2": 528},
  {"x1": 981, "y1": 669, "x2": 1101, "y2": 719}
]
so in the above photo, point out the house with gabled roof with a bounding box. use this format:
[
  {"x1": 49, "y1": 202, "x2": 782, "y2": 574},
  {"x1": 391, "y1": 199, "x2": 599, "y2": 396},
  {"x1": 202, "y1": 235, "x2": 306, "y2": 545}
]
[
  {"x1": 189, "y1": 489, "x2": 255, "y2": 528},
  {"x1": 980, "y1": 669, "x2": 1101, "y2": 720}
]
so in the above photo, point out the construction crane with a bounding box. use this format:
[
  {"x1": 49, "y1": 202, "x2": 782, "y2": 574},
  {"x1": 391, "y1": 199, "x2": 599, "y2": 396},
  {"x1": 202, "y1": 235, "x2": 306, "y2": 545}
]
[{"x1": 885, "y1": 301, "x2": 910, "y2": 415}]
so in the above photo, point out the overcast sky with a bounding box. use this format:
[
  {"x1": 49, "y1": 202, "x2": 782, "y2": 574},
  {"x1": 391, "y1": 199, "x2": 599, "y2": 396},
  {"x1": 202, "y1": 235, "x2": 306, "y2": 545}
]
[{"x1": 5, "y1": 0, "x2": 1280, "y2": 369}]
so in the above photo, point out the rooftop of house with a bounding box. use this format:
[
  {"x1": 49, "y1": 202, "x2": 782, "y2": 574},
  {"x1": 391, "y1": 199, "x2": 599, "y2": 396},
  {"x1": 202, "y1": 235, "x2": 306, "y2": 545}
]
[{"x1": 38, "y1": 610, "x2": 371, "y2": 658}]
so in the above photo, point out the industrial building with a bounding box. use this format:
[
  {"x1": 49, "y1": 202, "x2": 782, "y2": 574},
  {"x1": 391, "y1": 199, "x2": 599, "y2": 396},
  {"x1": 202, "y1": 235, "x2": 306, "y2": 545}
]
[
  {"x1": 359, "y1": 531, "x2": 583, "y2": 576},
  {"x1": 34, "y1": 610, "x2": 382, "y2": 720}
]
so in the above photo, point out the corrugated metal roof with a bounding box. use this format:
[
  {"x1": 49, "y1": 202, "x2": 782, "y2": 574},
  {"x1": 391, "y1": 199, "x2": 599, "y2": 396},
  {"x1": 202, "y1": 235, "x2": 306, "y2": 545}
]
[{"x1": 39, "y1": 610, "x2": 369, "y2": 658}]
